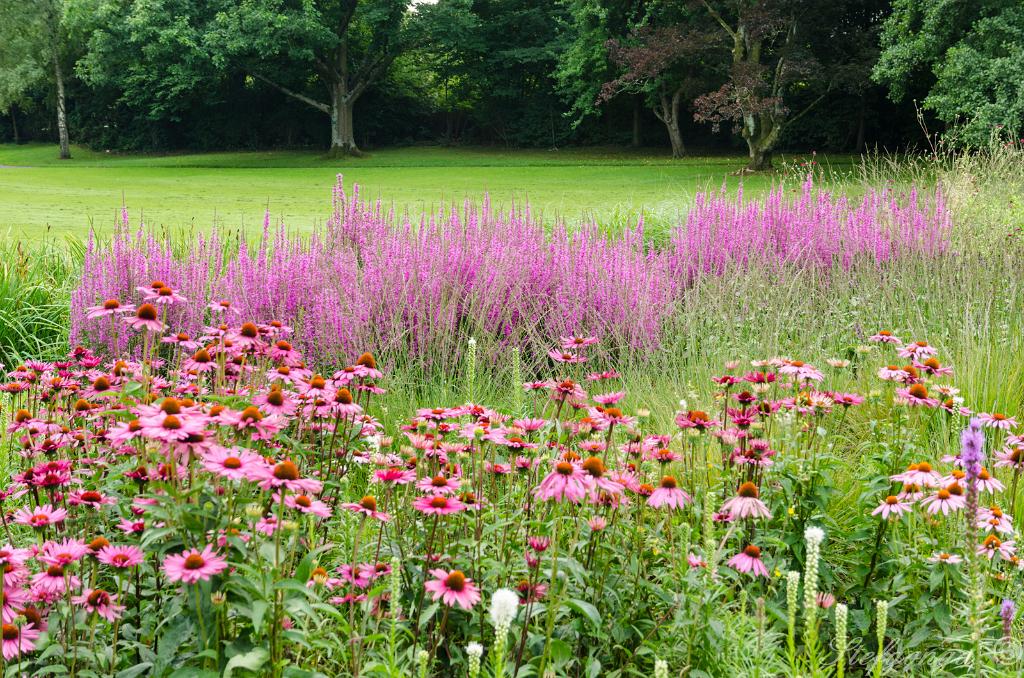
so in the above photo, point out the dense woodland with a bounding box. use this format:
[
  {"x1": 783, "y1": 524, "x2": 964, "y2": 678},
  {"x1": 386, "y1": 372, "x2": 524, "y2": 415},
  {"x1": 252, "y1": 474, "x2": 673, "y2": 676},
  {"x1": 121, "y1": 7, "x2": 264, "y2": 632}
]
[{"x1": 0, "y1": 0, "x2": 1021, "y2": 168}]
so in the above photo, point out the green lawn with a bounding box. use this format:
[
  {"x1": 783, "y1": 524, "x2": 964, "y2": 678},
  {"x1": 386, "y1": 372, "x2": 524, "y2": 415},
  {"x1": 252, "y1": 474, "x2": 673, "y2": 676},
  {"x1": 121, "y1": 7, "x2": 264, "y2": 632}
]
[{"x1": 0, "y1": 143, "x2": 854, "y2": 239}]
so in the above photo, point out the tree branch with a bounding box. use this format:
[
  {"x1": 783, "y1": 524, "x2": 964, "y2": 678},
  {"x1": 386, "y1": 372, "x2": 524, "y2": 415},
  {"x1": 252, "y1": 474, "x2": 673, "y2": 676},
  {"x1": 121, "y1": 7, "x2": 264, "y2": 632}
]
[
  {"x1": 699, "y1": 0, "x2": 736, "y2": 40},
  {"x1": 251, "y1": 73, "x2": 330, "y2": 114},
  {"x1": 786, "y1": 90, "x2": 830, "y2": 127}
]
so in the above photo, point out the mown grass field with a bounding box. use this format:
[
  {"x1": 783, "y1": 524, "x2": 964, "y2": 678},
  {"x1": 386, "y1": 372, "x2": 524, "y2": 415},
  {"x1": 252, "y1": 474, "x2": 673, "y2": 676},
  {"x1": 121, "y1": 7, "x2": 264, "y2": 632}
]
[{"x1": 0, "y1": 143, "x2": 852, "y2": 238}]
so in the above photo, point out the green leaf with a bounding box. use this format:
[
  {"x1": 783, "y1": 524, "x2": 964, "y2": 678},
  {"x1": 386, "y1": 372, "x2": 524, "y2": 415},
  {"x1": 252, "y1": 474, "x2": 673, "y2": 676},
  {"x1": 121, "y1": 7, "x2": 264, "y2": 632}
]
[
  {"x1": 224, "y1": 647, "x2": 270, "y2": 677},
  {"x1": 565, "y1": 598, "x2": 601, "y2": 631}
]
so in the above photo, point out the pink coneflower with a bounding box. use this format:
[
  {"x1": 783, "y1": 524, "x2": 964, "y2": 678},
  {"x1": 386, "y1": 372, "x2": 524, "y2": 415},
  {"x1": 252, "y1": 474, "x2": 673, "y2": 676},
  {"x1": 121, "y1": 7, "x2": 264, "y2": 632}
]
[
  {"x1": 372, "y1": 467, "x2": 417, "y2": 485},
  {"x1": 548, "y1": 350, "x2": 587, "y2": 364},
  {"x1": 891, "y1": 462, "x2": 942, "y2": 488},
  {"x1": 560, "y1": 335, "x2": 599, "y2": 350},
  {"x1": 534, "y1": 461, "x2": 590, "y2": 503},
  {"x1": 720, "y1": 482, "x2": 771, "y2": 520},
  {"x1": 974, "y1": 468, "x2": 1004, "y2": 493},
  {"x1": 67, "y1": 489, "x2": 117, "y2": 509},
  {"x1": 516, "y1": 579, "x2": 548, "y2": 604},
  {"x1": 675, "y1": 410, "x2": 719, "y2": 431},
  {"x1": 869, "y1": 330, "x2": 901, "y2": 344},
  {"x1": 163, "y1": 545, "x2": 228, "y2": 584},
  {"x1": 877, "y1": 365, "x2": 911, "y2": 383},
  {"x1": 778, "y1": 360, "x2": 824, "y2": 383},
  {"x1": 73, "y1": 589, "x2": 124, "y2": 622},
  {"x1": 201, "y1": 447, "x2": 265, "y2": 480},
  {"x1": 920, "y1": 485, "x2": 966, "y2": 515},
  {"x1": 898, "y1": 341, "x2": 938, "y2": 358},
  {"x1": 161, "y1": 331, "x2": 201, "y2": 350},
  {"x1": 687, "y1": 553, "x2": 707, "y2": 568},
  {"x1": 588, "y1": 516, "x2": 607, "y2": 531},
  {"x1": 340, "y1": 496, "x2": 391, "y2": 522},
  {"x1": 528, "y1": 536, "x2": 551, "y2": 552},
  {"x1": 13, "y1": 504, "x2": 67, "y2": 529},
  {"x1": 996, "y1": 445, "x2": 1024, "y2": 470},
  {"x1": 896, "y1": 384, "x2": 940, "y2": 408},
  {"x1": 727, "y1": 545, "x2": 769, "y2": 578},
  {"x1": 97, "y1": 545, "x2": 145, "y2": 569},
  {"x1": 976, "y1": 413, "x2": 1018, "y2": 430},
  {"x1": 872, "y1": 495, "x2": 912, "y2": 519},
  {"x1": 284, "y1": 493, "x2": 332, "y2": 518},
  {"x1": 31, "y1": 565, "x2": 80, "y2": 594},
  {"x1": 416, "y1": 474, "x2": 462, "y2": 495},
  {"x1": 978, "y1": 506, "x2": 1014, "y2": 535},
  {"x1": 423, "y1": 569, "x2": 481, "y2": 610},
  {"x1": 138, "y1": 412, "x2": 208, "y2": 444},
  {"x1": 85, "y1": 298, "x2": 134, "y2": 319},
  {"x1": 928, "y1": 552, "x2": 963, "y2": 565},
  {"x1": 977, "y1": 535, "x2": 1016, "y2": 561},
  {"x1": 914, "y1": 357, "x2": 953, "y2": 377},
  {"x1": 1, "y1": 623, "x2": 40, "y2": 660},
  {"x1": 413, "y1": 495, "x2": 466, "y2": 516},
  {"x1": 647, "y1": 476, "x2": 691, "y2": 510},
  {"x1": 38, "y1": 539, "x2": 90, "y2": 566},
  {"x1": 593, "y1": 391, "x2": 626, "y2": 405},
  {"x1": 123, "y1": 303, "x2": 165, "y2": 333},
  {"x1": 816, "y1": 592, "x2": 836, "y2": 609},
  {"x1": 257, "y1": 459, "x2": 323, "y2": 494},
  {"x1": 144, "y1": 285, "x2": 187, "y2": 306}
]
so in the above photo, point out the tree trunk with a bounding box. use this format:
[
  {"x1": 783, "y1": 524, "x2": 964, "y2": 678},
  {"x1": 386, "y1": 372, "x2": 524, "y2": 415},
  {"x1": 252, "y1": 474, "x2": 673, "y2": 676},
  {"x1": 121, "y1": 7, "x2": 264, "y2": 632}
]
[
  {"x1": 10, "y1": 106, "x2": 18, "y2": 144},
  {"x1": 654, "y1": 89, "x2": 686, "y2": 159},
  {"x1": 53, "y1": 53, "x2": 70, "y2": 159},
  {"x1": 854, "y1": 94, "x2": 866, "y2": 153},
  {"x1": 631, "y1": 97, "x2": 642, "y2": 147},
  {"x1": 328, "y1": 83, "x2": 361, "y2": 158},
  {"x1": 666, "y1": 120, "x2": 685, "y2": 159},
  {"x1": 746, "y1": 144, "x2": 773, "y2": 171}
]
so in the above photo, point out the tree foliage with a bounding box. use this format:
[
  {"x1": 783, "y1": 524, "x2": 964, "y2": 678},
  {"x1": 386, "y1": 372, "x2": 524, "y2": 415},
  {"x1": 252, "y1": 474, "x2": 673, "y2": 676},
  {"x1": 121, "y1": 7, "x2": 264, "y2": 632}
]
[{"x1": 875, "y1": 0, "x2": 1024, "y2": 143}]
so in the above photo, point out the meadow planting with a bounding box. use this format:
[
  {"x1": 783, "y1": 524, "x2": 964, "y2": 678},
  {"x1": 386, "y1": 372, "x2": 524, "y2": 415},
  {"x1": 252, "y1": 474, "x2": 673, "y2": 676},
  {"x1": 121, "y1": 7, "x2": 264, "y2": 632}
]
[{"x1": 1, "y1": 150, "x2": 1024, "y2": 677}]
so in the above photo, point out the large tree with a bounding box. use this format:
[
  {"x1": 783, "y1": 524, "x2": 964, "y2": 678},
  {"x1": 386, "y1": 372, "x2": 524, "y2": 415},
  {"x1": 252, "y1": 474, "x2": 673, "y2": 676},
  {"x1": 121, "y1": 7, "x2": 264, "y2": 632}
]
[
  {"x1": 208, "y1": 0, "x2": 419, "y2": 156},
  {"x1": 599, "y1": 19, "x2": 718, "y2": 158},
  {"x1": 692, "y1": 0, "x2": 832, "y2": 171},
  {"x1": 0, "y1": 0, "x2": 77, "y2": 157},
  {"x1": 874, "y1": 1, "x2": 1024, "y2": 145}
]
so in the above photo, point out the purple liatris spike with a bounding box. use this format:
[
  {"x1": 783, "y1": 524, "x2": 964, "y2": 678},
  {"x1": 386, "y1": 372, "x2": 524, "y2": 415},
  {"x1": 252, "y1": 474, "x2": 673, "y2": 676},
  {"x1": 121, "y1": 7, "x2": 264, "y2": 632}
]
[
  {"x1": 1001, "y1": 599, "x2": 1016, "y2": 639},
  {"x1": 960, "y1": 418, "x2": 986, "y2": 481}
]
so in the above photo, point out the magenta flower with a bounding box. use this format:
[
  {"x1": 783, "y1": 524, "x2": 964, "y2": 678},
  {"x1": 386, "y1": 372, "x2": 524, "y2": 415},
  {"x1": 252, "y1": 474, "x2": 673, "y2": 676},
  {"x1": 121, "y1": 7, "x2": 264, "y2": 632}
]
[
  {"x1": 12, "y1": 504, "x2": 67, "y2": 529},
  {"x1": 646, "y1": 476, "x2": 692, "y2": 510},
  {"x1": 534, "y1": 461, "x2": 590, "y2": 503},
  {"x1": 423, "y1": 569, "x2": 481, "y2": 610},
  {"x1": 1, "y1": 623, "x2": 40, "y2": 660},
  {"x1": 871, "y1": 495, "x2": 912, "y2": 520},
  {"x1": 122, "y1": 303, "x2": 165, "y2": 333},
  {"x1": 38, "y1": 538, "x2": 90, "y2": 566},
  {"x1": 869, "y1": 330, "x2": 901, "y2": 344},
  {"x1": 201, "y1": 447, "x2": 265, "y2": 481},
  {"x1": 413, "y1": 495, "x2": 467, "y2": 516},
  {"x1": 559, "y1": 335, "x2": 599, "y2": 350},
  {"x1": 727, "y1": 545, "x2": 770, "y2": 578},
  {"x1": 85, "y1": 298, "x2": 134, "y2": 319},
  {"x1": 97, "y1": 545, "x2": 145, "y2": 569},
  {"x1": 340, "y1": 496, "x2": 391, "y2": 522},
  {"x1": 163, "y1": 545, "x2": 228, "y2": 584},
  {"x1": 416, "y1": 474, "x2": 462, "y2": 496},
  {"x1": 976, "y1": 413, "x2": 1018, "y2": 430},
  {"x1": 73, "y1": 589, "x2": 125, "y2": 622},
  {"x1": 720, "y1": 482, "x2": 771, "y2": 520},
  {"x1": 920, "y1": 485, "x2": 967, "y2": 515},
  {"x1": 284, "y1": 493, "x2": 332, "y2": 518}
]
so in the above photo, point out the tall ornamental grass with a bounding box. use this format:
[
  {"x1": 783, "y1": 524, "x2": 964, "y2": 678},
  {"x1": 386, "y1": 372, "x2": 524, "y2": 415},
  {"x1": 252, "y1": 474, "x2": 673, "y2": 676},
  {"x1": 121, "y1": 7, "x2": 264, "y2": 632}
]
[{"x1": 71, "y1": 176, "x2": 951, "y2": 369}]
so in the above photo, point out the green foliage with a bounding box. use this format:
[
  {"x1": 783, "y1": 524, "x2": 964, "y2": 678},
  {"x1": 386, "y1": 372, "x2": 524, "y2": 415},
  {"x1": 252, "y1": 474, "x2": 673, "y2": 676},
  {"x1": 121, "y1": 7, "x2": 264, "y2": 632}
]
[{"x1": 875, "y1": 0, "x2": 1024, "y2": 144}]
